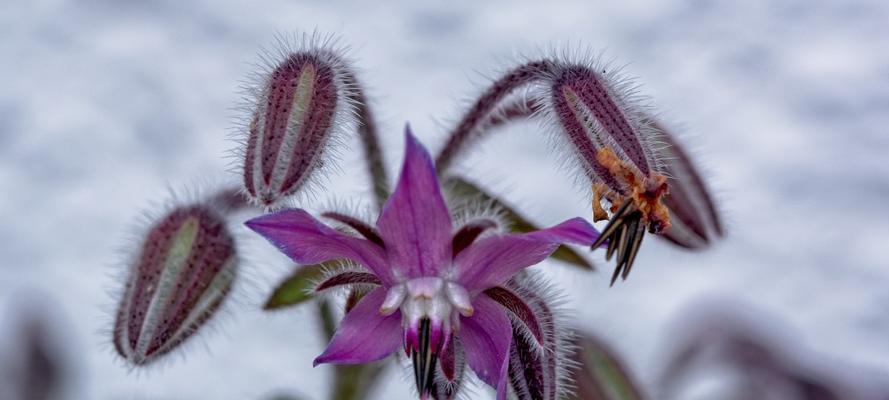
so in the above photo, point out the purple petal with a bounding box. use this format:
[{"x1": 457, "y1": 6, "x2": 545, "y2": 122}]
[
  {"x1": 455, "y1": 218, "x2": 598, "y2": 291},
  {"x1": 459, "y1": 294, "x2": 511, "y2": 400},
  {"x1": 245, "y1": 209, "x2": 394, "y2": 284},
  {"x1": 376, "y1": 128, "x2": 453, "y2": 278},
  {"x1": 313, "y1": 287, "x2": 401, "y2": 366}
]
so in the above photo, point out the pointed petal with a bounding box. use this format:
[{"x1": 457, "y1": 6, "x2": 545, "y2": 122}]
[
  {"x1": 459, "y1": 294, "x2": 511, "y2": 400},
  {"x1": 455, "y1": 218, "x2": 599, "y2": 291},
  {"x1": 313, "y1": 287, "x2": 401, "y2": 366},
  {"x1": 246, "y1": 209, "x2": 393, "y2": 284},
  {"x1": 376, "y1": 129, "x2": 453, "y2": 277}
]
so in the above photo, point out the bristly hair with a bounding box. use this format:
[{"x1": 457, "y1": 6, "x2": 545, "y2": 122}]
[
  {"x1": 310, "y1": 260, "x2": 380, "y2": 299},
  {"x1": 433, "y1": 46, "x2": 669, "y2": 206},
  {"x1": 441, "y1": 179, "x2": 509, "y2": 234},
  {"x1": 227, "y1": 31, "x2": 363, "y2": 210},
  {"x1": 501, "y1": 270, "x2": 576, "y2": 400},
  {"x1": 102, "y1": 183, "x2": 249, "y2": 372},
  {"x1": 526, "y1": 47, "x2": 669, "y2": 198}
]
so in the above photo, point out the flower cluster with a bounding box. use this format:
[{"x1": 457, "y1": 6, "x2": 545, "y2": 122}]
[{"x1": 110, "y1": 36, "x2": 721, "y2": 400}]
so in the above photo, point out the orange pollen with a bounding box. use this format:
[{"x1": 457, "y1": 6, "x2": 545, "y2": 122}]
[{"x1": 594, "y1": 148, "x2": 672, "y2": 233}]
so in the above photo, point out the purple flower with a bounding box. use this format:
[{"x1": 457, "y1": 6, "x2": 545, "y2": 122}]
[{"x1": 246, "y1": 128, "x2": 599, "y2": 399}]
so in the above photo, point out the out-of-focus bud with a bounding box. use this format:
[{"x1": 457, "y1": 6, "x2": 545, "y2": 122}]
[
  {"x1": 650, "y1": 120, "x2": 723, "y2": 250},
  {"x1": 1, "y1": 295, "x2": 73, "y2": 400},
  {"x1": 242, "y1": 48, "x2": 350, "y2": 208},
  {"x1": 113, "y1": 203, "x2": 237, "y2": 366},
  {"x1": 567, "y1": 331, "x2": 644, "y2": 400}
]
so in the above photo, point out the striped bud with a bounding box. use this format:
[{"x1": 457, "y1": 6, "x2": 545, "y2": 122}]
[
  {"x1": 113, "y1": 204, "x2": 237, "y2": 366},
  {"x1": 242, "y1": 48, "x2": 349, "y2": 208},
  {"x1": 545, "y1": 64, "x2": 672, "y2": 283},
  {"x1": 548, "y1": 65, "x2": 669, "y2": 232}
]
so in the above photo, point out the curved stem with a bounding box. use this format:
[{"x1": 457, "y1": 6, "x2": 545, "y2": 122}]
[
  {"x1": 342, "y1": 71, "x2": 390, "y2": 210},
  {"x1": 434, "y1": 60, "x2": 555, "y2": 173}
]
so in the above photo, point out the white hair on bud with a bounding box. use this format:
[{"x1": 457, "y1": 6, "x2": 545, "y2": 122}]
[
  {"x1": 441, "y1": 180, "x2": 509, "y2": 235},
  {"x1": 227, "y1": 31, "x2": 363, "y2": 210},
  {"x1": 527, "y1": 46, "x2": 669, "y2": 185},
  {"x1": 438, "y1": 46, "x2": 672, "y2": 202},
  {"x1": 101, "y1": 181, "x2": 255, "y2": 373},
  {"x1": 503, "y1": 270, "x2": 577, "y2": 400},
  {"x1": 309, "y1": 260, "x2": 381, "y2": 301}
]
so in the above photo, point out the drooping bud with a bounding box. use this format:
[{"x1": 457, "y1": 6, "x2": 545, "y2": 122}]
[
  {"x1": 543, "y1": 64, "x2": 673, "y2": 283},
  {"x1": 433, "y1": 56, "x2": 686, "y2": 282},
  {"x1": 548, "y1": 65, "x2": 669, "y2": 229},
  {"x1": 242, "y1": 48, "x2": 349, "y2": 208},
  {"x1": 650, "y1": 119, "x2": 723, "y2": 249},
  {"x1": 113, "y1": 203, "x2": 237, "y2": 366}
]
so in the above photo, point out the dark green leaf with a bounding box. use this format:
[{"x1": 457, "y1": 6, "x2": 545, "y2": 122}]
[{"x1": 263, "y1": 263, "x2": 326, "y2": 310}]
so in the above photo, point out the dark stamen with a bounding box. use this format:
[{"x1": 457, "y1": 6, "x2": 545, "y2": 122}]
[
  {"x1": 606, "y1": 228, "x2": 619, "y2": 260},
  {"x1": 591, "y1": 200, "x2": 635, "y2": 249},
  {"x1": 412, "y1": 318, "x2": 439, "y2": 397},
  {"x1": 622, "y1": 220, "x2": 646, "y2": 280},
  {"x1": 591, "y1": 199, "x2": 647, "y2": 286}
]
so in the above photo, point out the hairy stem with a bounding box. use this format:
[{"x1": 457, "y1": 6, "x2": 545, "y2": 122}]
[
  {"x1": 434, "y1": 61, "x2": 554, "y2": 172},
  {"x1": 342, "y1": 71, "x2": 390, "y2": 209}
]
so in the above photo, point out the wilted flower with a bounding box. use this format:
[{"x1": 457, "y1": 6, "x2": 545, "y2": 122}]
[
  {"x1": 247, "y1": 129, "x2": 598, "y2": 399},
  {"x1": 113, "y1": 202, "x2": 237, "y2": 366}
]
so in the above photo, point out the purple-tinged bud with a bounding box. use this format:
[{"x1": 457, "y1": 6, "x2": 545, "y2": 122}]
[
  {"x1": 547, "y1": 65, "x2": 670, "y2": 232},
  {"x1": 650, "y1": 119, "x2": 723, "y2": 249},
  {"x1": 487, "y1": 273, "x2": 571, "y2": 400},
  {"x1": 113, "y1": 204, "x2": 236, "y2": 366},
  {"x1": 243, "y1": 49, "x2": 348, "y2": 208},
  {"x1": 544, "y1": 64, "x2": 673, "y2": 283},
  {"x1": 433, "y1": 57, "x2": 680, "y2": 282}
]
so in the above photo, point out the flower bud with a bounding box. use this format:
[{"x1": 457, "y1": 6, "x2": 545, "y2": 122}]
[
  {"x1": 113, "y1": 204, "x2": 237, "y2": 366},
  {"x1": 243, "y1": 49, "x2": 348, "y2": 207}
]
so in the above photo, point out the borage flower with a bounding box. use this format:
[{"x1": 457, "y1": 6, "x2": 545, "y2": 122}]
[{"x1": 246, "y1": 129, "x2": 599, "y2": 399}]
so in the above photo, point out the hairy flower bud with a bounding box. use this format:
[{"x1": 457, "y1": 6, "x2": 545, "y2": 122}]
[
  {"x1": 113, "y1": 203, "x2": 237, "y2": 366},
  {"x1": 242, "y1": 46, "x2": 351, "y2": 208}
]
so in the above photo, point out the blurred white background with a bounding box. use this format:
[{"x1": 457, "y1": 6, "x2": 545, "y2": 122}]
[{"x1": 1, "y1": 0, "x2": 888, "y2": 398}]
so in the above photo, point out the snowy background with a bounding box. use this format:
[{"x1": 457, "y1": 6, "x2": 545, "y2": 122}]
[{"x1": 1, "y1": 0, "x2": 888, "y2": 398}]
